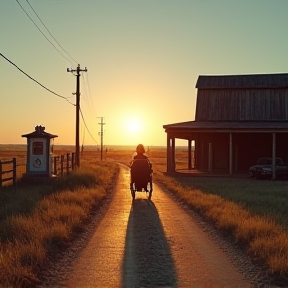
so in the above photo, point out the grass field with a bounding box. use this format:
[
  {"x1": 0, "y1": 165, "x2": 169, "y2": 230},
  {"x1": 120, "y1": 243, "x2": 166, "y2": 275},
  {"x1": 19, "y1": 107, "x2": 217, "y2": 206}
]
[{"x1": 0, "y1": 145, "x2": 288, "y2": 287}]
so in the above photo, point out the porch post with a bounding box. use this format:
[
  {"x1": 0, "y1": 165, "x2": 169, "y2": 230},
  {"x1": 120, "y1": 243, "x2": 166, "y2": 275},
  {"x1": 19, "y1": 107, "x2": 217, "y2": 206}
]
[
  {"x1": 208, "y1": 143, "x2": 212, "y2": 173},
  {"x1": 166, "y1": 133, "x2": 171, "y2": 173},
  {"x1": 188, "y1": 139, "x2": 192, "y2": 169},
  {"x1": 272, "y1": 133, "x2": 276, "y2": 180},
  {"x1": 167, "y1": 133, "x2": 175, "y2": 173},
  {"x1": 229, "y1": 133, "x2": 233, "y2": 175},
  {"x1": 171, "y1": 137, "x2": 176, "y2": 172}
]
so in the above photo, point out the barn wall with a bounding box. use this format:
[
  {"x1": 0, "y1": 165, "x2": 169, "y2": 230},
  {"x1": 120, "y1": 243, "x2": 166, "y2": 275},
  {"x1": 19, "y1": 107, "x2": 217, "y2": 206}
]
[{"x1": 195, "y1": 88, "x2": 288, "y2": 121}]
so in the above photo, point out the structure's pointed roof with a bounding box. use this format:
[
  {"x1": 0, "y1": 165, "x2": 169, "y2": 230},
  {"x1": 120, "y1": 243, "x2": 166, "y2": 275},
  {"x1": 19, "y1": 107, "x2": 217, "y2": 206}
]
[{"x1": 22, "y1": 125, "x2": 58, "y2": 139}]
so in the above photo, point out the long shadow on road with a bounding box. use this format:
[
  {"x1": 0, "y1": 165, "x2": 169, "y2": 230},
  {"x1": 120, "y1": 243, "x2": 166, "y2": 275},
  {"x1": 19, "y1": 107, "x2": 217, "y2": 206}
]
[{"x1": 122, "y1": 198, "x2": 177, "y2": 288}]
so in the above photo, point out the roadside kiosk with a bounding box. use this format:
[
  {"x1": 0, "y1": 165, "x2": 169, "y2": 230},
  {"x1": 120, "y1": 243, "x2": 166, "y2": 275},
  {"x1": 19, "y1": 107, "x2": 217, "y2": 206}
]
[{"x1": 22, "y1": 125, "x2": 58, "y2": 178}]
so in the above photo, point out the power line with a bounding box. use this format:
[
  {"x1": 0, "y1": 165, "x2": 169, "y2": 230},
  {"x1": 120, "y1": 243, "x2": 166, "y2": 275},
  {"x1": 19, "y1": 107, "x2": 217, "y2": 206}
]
[
  {"x1": 80, "y1": 108, "x2": 98, "y2": 145},
  {"x1": 85, "y1": 72, "x2": 96, "y2": 116},
  {"x1": 81, "y1": 123, "x2": 86, "y2": 146},
  {"x1": 15, "y1": 0, "x2": 76, "y2": 65},
  {"x1": 25, "y1": 0, "x2": 78, "y2": 65},
  {"x1": 82, "y1": 73, "x2": 96, "y2": 117},
  {"x1": 0, "y1": 52, "x2": 74, "y2": 105}
]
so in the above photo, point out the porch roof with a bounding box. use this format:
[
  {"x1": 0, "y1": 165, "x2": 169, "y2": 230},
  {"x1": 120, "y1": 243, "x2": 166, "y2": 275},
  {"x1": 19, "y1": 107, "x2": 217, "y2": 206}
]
[{"x1": 163, "y1": 121, "x2": 288, "y2": 133}]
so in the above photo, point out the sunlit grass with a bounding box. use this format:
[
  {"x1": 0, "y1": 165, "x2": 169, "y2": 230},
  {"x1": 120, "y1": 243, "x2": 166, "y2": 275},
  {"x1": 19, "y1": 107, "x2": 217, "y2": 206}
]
[
  {"x1": 151, "y1": 161, "x2": 288, "y2": 280},
  {"x1": 1, "y1": 147, "x2": 288, "y2": 285},
  {"x1": 0, "y1": 153, "x2": 119, "y2": 288}
]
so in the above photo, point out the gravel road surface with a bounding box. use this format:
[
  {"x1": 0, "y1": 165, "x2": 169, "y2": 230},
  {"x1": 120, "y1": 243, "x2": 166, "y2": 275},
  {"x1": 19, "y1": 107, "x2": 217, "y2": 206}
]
[{"x1": 39, "y1": 165, "x2": 278, "y2": 288}]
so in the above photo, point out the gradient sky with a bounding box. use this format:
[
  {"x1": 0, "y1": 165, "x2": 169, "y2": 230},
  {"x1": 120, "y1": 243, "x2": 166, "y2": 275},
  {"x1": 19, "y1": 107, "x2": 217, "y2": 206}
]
[{"x1": 1, "y1": 0, "x2": 288, "y2": 147}]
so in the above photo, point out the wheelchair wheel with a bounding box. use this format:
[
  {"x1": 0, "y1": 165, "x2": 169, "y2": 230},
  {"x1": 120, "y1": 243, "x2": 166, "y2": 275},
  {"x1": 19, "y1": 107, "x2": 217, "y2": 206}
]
[
  {"x1": 148, "y1": 191, "x2": 152, "y2": 200},
  {"x1": 130, "y1": 183, "x2": 136, "y2": 200},
  {"x1": 131, "y1": 189, "x2": 135, "y2": 200}
]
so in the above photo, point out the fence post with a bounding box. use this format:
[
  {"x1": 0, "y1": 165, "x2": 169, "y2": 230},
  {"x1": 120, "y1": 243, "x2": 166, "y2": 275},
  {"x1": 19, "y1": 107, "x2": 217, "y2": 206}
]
[
  {"x1": 53, "y1": 156, "x2": 57, "y2": 175},
  {"x1": 13, "y1": 158, "x2": 16, "y2": 185},
  {"x1": 0, "y1": 161, "x2": 2, "y2": 187},
  {"x1": 61, "y1": 155, "x2": 64, "y2": 177},
  {"x1": 72, "y1": 153, "x2": 75, "y2": 170},
  {"x1": 66, "y1": 153, "x2": 69, "y2": 174}
]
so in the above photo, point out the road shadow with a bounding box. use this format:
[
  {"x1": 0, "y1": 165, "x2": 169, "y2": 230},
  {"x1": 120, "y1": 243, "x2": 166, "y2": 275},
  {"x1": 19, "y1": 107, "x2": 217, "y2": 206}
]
[{"x1": 122, "y1": 198, "x2": 177, "y2": 288}]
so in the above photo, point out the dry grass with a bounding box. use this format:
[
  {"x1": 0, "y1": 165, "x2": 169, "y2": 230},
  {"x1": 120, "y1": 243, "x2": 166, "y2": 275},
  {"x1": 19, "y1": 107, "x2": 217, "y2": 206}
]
[
  {"x1": 146, "y1": 149, "x2": 288, "y2": 281},
  {"x1": 1, "y1": 146, "x2": 288, "y2": 285},
  {"x1": 0, "y1": 148, "x2": 119, "y2": 288},
  {"x1": 156, "y1": 176, "x2": 288, "y2": 277}
]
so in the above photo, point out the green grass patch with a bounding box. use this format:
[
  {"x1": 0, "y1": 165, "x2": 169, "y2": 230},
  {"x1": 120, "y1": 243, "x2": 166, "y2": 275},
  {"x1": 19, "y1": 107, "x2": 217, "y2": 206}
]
[{"x1": 167, "y1": 176, "x2": 288, "y2": 230}]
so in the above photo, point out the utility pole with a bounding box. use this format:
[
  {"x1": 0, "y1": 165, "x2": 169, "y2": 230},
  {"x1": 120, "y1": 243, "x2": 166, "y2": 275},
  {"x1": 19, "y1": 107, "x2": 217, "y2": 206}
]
[
  {"x1": 67, "y1": 64, "x2": 87, "y2": 168},
  {"x1": 98, "y1": 117, "x2": 105, "y2": 161}
]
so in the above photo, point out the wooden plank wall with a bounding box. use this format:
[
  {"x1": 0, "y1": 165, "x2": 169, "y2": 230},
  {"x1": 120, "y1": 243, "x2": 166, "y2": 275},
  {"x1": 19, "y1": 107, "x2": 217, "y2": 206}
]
[{"x1": 195, "y1": 88, "x2": 288, "y2": 121}]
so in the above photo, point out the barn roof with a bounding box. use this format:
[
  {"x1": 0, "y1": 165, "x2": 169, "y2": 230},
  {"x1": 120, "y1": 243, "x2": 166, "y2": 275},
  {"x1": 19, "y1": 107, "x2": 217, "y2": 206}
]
[{"x1": 196, "y1": 73, "x2": 288, "y2": 89}]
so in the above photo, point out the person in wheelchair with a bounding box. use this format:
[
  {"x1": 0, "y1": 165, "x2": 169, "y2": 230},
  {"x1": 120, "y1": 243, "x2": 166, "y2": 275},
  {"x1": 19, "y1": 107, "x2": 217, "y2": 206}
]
[
  {"x1": 130, "y1": 144, "x2": 153, "y2": 198},
  {"x1": 133, "y1": 144, "x2": 149, "y2": 160},
  {"x1": 131, "y1": 144, "x2": 152, "y2": 170}
]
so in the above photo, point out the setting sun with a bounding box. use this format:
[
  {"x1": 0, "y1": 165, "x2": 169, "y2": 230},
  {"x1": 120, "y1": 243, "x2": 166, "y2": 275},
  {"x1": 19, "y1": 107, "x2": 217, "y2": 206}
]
[{"x1": 124, "y1": 117, "x2": 143, "y2": 135}]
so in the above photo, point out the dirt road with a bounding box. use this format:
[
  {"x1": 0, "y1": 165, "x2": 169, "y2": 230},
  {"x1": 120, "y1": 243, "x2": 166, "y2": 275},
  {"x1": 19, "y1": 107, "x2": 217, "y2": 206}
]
[{"x1": 39, "y1": 166, "x2": 267, "y2": 288}]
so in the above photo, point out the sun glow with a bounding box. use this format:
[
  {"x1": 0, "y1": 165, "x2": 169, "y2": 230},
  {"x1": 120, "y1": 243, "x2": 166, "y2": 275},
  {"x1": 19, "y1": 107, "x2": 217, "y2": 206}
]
[
  {"x1": 114, "y1": 111, "x2": 153, "y2": 146},
  {"x1": 124, "y1": 117, "x2": 143, "y2": 134}
]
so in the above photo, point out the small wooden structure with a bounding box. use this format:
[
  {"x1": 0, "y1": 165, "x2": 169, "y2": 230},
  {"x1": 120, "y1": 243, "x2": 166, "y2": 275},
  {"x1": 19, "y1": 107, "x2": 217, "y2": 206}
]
[
  {"x1": 163, "y1": 73, "x2": 288, "y2": 179},
  {"x1": 22, "y1": 125, "x2": 58, "y2": 178}
]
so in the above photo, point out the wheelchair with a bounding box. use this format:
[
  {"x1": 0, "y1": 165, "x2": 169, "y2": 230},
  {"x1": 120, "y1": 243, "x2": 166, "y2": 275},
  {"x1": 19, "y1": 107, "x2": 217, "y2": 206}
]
[{"x1": 130, "y1": 158, "x2": 153, "y2": 200}]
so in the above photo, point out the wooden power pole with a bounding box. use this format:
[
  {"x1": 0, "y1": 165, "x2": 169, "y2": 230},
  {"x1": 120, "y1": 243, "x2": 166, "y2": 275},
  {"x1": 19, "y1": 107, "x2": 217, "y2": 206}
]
[
  {"x1": 98, "y1": 117, "x2": 105, "y2": 161},
  {"x1": 67, "y1": 64, "x2": 87, "y2": 168}
]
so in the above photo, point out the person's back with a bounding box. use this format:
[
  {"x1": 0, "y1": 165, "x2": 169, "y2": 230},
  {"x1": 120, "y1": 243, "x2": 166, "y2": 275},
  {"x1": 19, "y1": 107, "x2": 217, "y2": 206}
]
[
  {"x1": 132, "y1": 143, "x2": 152, "y2": 169},
  {"x1": 130, "y1": 144, "x2": 152, "y2": 185},
  {"x1": 130, "y1": 144, "x2": 153, "y2": 197},
  {"x1": 133, "y1": 153, "x2": 148, "y2": 160}
]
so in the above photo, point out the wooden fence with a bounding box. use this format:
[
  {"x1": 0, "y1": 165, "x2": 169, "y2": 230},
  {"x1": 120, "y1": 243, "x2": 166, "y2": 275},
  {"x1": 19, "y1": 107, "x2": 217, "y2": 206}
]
[
  {"x1": 0, "y1": 153, "x2": 75, "y2": 187},
  {"x1": 0, "y1": 158, "x2": 16, "y2": 187},
  {"x1": 52, "y1": 153, "x2": 75, "y2": 177}
]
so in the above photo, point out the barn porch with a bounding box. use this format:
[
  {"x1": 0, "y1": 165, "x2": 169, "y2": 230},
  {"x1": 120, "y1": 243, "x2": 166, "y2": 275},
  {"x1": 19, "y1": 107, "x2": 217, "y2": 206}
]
[{"x1": 163, "y1": 73, "x2": 288, "y2": 179}]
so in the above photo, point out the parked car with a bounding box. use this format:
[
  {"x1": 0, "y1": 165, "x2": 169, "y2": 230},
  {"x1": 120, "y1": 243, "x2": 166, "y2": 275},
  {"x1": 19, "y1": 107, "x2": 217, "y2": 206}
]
[{"x1": 249, "y1": 157, "x2": 288, "y2": 179}]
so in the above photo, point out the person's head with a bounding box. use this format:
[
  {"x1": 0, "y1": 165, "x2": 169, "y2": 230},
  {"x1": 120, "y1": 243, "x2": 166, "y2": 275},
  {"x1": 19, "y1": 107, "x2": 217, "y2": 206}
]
[{"x1": 136, "y1": 144, "x2": 145, "y2": 154}]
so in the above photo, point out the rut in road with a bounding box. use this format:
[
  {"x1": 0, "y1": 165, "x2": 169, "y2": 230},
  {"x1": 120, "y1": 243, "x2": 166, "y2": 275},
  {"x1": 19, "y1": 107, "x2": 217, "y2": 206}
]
[{"x1": 40, "y1": 166, "x2": 257, "y2": 288}]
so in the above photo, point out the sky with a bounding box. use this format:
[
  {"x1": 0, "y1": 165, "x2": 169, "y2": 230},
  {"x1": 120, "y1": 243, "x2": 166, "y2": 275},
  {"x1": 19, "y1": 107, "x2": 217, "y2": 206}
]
[{"x1": 1, "y1": 0, "x2": 288, "y2": 147}]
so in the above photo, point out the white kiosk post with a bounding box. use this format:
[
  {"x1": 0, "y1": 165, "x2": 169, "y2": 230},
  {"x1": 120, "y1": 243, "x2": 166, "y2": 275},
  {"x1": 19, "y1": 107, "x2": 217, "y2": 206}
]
[{"x1": 22, "y1": 125, "x2": 58, "y2": 178}]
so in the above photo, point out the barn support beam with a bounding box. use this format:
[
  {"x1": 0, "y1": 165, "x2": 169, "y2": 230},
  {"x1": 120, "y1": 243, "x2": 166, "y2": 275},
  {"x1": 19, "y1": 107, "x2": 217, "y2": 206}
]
[
  {"x1": 172, "y1": 137, "x2": 175, "y2": 171},
  {"x1": 166, "y1": 134, "x2": 171, "y2": 172},
  {"x1": 194, "y1": 135, "x2": 198, "y2": 169},
  {"x1": 188, "y1": 139, "x2": 192, "y2": 169},
  {"x1": 229, "y1": 133, "x2": 233, "y2": 175},
  {"x1": 208, "y1": 143, "x2": 212, "y2": 173},
  {"x1": 200, "y1": 135, "x2": 204, "y2": 170},
  {"x1": 235, "y1": 145, "x2": 238, "y2": 172},
  {"x1": 166, "y1": 134, "x2": 175, "y2": 173},
  {"x1": 272, "y1": 133, "x2": 276, "y2": 180}
]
